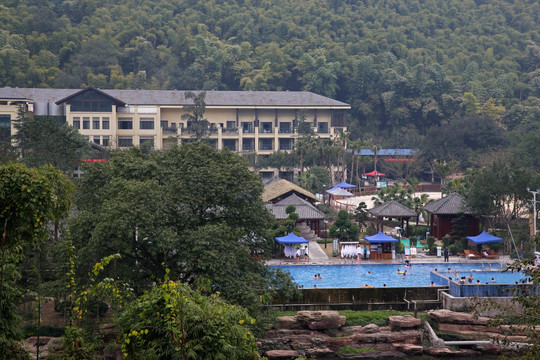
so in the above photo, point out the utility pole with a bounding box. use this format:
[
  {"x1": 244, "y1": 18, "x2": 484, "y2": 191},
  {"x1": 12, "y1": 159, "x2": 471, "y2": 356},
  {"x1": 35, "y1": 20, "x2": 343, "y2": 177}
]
[{"x1": 527, "y1": 187, "x2": 540, "y2": 253}]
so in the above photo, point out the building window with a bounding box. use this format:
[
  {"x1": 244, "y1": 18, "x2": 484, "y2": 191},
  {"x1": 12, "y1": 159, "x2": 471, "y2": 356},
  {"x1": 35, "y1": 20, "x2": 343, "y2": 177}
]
[
  {"x1": 279, "y1": 122, "x2": 292, "y2": 133},
  {"x1": 140, "y1": 118, "x2": 155, "y2": 130},
  {"x1": 318, "y1": 122, "x2": 329, "y2": 133},
  {"x1": 261, "y1": 122, "x2": 272, "y2": 133},
  {"x1": 226, "y1": 121, "x2": 236, "y2": 129},
  {"x1": 118, "y1": 117, "x2": 133, "y2": 130},
  {"x1": 139, "y1": 137, "x2": 154, "y2": 146},
  {"x1": 223, "y1": 139, "x2": 236, "y2": 151},
  {"x1": 160, "y1": 120, "x2": 168, "y2": 128},
  {"x1": 93, "y1": 136, "x2": 100, "y2": 145},
  {"x1": 92, "y1": 117, "x2": 100, "y2": 129},
  {"x1": 83, "y1": 117, "x2": 90, "y2": 129},
  {"x1": 0, "y1": 114, "x2": 10, "y2": 142},
  {"x1": 279, "y1": 138, "x2": 292, "y2": 151},
  {"x1": 118, "y1": 136, "x2": 132, "y2": 147},
  {"x1": 73, "y1": 117, "x2": 80, "y2": 129},
  {"x1": 102, "y1": 136, "x2": 109, "y2": 147},
  {"x1": 68, "y1": 89, "x2": 113, "y2": 112},
  {"x1": 242, "y1": 138, "x2": 254, "y2": 151},
  {"x1": 259, "y1": 138, "x2": 273, "y2": 151},
  {"x1": 241, "y1": 122, "x2": 254, "y2": 133},
  {"x1": 102, "y1": 117, "x2": 110, "y2": 129}
]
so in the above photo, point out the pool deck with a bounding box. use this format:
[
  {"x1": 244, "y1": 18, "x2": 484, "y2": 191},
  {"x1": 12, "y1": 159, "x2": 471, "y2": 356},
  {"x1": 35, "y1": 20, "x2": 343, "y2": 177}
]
[{"x1": 266, "y1": 254, "x2": 513, "y2": 266}]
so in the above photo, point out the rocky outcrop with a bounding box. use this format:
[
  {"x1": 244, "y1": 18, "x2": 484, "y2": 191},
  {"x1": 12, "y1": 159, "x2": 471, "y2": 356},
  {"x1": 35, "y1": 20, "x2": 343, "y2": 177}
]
[
  {"x1": 295, "y1": 310, "x2": 346, "y2": 330},
  {"x1": 428, "y1": 309, "x2": 490, "y2": 325},
  {"x1": 261, "y1": 311, "x2": 423, "y2": 359},
  {"x1": 388, "y1": 315, "x2": 421, "y2": 331}
]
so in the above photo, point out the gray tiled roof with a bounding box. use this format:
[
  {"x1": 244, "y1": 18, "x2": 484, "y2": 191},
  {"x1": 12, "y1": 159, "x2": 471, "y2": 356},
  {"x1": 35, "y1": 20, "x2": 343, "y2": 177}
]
[
  {"x1": 423, "y1": 192, "x2": 472, "y2": 214},
  {"x1": 0, "y1": 87, "x2": 350, "y2": 108},
  {"x1": 266, "y1": 194, "x2": 326, "y2": 220},
  {"x1": 369, "y1": 200, "x2": 417, "y2": 217}
]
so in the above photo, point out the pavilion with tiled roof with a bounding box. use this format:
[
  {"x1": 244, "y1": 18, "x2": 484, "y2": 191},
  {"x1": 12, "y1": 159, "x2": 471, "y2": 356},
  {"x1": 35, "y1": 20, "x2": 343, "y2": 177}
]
[
  {"x1": 423, "y1": 192, "x2": 479, "y2": 239},
  {"x1": 368, "y1": 200, "x2": 417, "y2": 237}
]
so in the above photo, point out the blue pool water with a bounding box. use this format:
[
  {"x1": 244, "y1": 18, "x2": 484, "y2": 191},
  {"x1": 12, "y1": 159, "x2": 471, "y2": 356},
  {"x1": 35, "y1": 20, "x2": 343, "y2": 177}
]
[{"x1": 272, "y1": 263, "x2": 525, "y2": 288}]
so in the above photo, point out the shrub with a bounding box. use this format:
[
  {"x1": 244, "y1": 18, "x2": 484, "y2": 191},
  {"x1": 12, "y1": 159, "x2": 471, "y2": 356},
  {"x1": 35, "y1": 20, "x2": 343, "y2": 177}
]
[{"x1": 448, "y1": 244, "x2": 459, "y2": 256}]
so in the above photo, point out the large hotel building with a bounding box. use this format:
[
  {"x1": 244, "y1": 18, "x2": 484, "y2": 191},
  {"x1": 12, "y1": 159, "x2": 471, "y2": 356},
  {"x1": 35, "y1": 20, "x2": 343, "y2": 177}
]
[{"x1": 0, "y1": 87, "x2": 349, "y2": 177}]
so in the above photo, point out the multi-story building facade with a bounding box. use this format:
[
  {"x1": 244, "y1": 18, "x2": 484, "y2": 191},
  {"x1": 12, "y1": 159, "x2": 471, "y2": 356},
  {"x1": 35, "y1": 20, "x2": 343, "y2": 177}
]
[{"x1": 0, "y1": 87, "x2": 349, "y2": 154}]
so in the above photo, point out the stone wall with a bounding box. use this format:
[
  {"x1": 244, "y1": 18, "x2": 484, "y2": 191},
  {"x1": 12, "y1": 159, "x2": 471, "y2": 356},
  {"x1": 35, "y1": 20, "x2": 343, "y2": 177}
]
[{"x1": 273, "y1": 286, "x2": 442, "y2": 311}]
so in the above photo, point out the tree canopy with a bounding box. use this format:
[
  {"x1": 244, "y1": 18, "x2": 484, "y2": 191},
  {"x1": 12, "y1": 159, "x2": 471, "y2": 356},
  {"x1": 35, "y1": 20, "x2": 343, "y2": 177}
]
[{"x1": 70, "y1": 143, "x2": 297, "y2": 325}]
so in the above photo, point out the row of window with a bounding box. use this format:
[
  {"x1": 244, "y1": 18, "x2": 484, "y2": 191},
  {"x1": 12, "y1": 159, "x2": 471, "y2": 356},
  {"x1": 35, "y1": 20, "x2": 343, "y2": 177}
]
[
  {"x1": 74, "y1": 117, "x2": 329, "y2": 134},
  {"x1": 73, "y1": 117, "x2": 156, "y2": 130},
  {"x1": 73, "y1": 116, "x2": 110, "y2": 130},
  {"x1": 211, "y1": 138, "x2": 292, "y2": 151}
]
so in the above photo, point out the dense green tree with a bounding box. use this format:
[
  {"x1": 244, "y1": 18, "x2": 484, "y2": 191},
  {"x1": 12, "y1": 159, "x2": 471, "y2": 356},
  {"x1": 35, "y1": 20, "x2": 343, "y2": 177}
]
[
  {"x1": 13, "y1": 110, "x2": 95, "y2": 174},
  {"x1": 181, "y1": 91, "x2": 208, "y2": 140},
  {"x1": 119, "y1": 281, "x2": 259, "y2": 360},
  {"x1": 1, "y1": 162, "x2": 72, "y2": 360},
  {"x1": 70, "y1": 143, "x2": 298, "y2": 328},
  {"x1": 329, "y1": 210, "x2": 359, "y2": 242}
]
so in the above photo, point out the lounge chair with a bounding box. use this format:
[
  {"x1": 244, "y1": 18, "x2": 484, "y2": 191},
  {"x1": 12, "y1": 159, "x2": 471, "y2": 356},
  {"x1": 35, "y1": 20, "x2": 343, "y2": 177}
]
[
  {"x1": 482, "y1": 250, "x2": 499, "y2": 259},
  {"x1": 464, "y1": 250, "x2": 481, "y2": 259}
]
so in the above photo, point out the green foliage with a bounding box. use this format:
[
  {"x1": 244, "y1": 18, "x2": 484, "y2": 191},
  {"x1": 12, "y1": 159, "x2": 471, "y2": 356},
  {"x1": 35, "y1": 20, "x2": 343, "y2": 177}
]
[
  {"x1": 338, "y1": 310, "x2": 411, "y2": 327},
  {"x1": 70, "y1": 143, "x2": 298, "y2": 330},
  {"x1": 118, "y1": 280, "x2": 260, "y2": 360},
  {"x1": 329, "y1": 210, "x2": 359, "y2": 242},
  {"x1": 0, "y1": 162, "x2": 72, "y2": 360},
  {"x1": 13, "y1": 111, "x2": 95, "y2": 174},
  {"x1": 426, "y1": 236, "x2": 435, "y2": 253},
  {"x1": 448, "y1": 244, "x2": 460, "y2": 256},
  {"x1": 49, "y1": 326, "x2": 100, "y2": 360}
]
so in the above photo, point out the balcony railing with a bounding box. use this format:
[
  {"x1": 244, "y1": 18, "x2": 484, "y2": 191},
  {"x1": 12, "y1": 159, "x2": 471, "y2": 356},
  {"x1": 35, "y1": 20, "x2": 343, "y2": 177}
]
[
  {"x1": 162, "y1": 127, "x2": 178, "y2": 134},
  {"x1": 223, "y1": 127, "x2": 239, "y2": 135},
  {"x1": 278, "y1": 128, "x2": 292, "y2": 133}
]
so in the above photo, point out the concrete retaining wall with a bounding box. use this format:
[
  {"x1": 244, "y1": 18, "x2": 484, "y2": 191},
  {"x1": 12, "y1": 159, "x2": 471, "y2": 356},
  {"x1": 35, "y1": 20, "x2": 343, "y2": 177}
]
[{"x1": 272, "y1": 286, "x2": 443, "y2": 311}]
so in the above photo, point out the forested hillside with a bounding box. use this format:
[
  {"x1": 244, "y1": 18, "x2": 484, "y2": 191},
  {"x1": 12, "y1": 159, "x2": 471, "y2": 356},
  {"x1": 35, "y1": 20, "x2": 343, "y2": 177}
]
[{"x1": 1, "y1": 0, "x2": 539, "y2": 152}]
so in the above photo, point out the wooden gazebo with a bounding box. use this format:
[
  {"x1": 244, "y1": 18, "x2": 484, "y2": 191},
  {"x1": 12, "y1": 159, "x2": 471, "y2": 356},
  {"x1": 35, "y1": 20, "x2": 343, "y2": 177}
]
[
  {"x1": 368, "y1": 200, "x2": 417, "y2": 237},
  {"x1": 423, "y1": 193, "x2": 479, "y2": 239}
]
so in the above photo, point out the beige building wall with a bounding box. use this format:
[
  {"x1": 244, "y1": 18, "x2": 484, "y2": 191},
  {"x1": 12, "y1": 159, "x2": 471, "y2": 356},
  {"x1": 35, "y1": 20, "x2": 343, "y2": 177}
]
[{"x1": 2, "y1": 93, "x2": 347, "y2": 156}]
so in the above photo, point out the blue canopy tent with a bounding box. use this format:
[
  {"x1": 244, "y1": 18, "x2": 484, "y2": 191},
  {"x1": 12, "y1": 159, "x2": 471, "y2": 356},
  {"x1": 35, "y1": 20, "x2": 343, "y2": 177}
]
[
  {"x1": 275, "y1": 232, "x2": 308, "y2": 244},
  {"x1": 364, "y1": 232, "x2": 398, "y2": 260},
  {"x1": 466, "y1": 231, "x2": 503, "y2": 245},
  {"x1": 365, "y1": 232, "x2": 399, "y2": 243},
  {"x1": 325, "y1": 187, "x2": 355, "y2": 197},
  {"x1": 331, "y1": 181, "x2": 356, "y2": 189},
  {"x1": 275, "y1": 232, "x2": 309, "y2": 260}
]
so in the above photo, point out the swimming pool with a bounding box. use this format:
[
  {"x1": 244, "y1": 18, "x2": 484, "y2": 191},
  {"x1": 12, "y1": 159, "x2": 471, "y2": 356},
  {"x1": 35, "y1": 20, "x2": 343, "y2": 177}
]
[{"x1": 271, "y1": 263, "x2": 524, "y2": 288}]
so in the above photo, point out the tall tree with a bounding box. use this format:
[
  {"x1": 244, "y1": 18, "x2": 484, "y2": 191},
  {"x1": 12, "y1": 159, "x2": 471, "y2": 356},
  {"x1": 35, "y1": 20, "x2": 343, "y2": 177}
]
[
  {"x1": 181, "y1": 91, "x2": 209, "y2": 141},
  {"x1": 13, "y1": 109, "x2": 94, "y2": 174},
  {"x1": 70, "y1": 144, "x2": 298, "y2": 328}
]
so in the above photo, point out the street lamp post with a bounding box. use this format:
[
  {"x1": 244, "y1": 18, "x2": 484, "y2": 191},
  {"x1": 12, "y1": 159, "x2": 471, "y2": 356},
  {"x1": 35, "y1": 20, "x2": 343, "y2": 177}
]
[{"x1": 526, "y1": 187, "x2": 540, "y2": 252}]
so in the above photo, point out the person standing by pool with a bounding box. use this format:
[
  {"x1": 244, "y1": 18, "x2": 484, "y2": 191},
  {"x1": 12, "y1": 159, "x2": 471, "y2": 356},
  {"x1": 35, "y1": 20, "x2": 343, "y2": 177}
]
[{"x1": 444, "y1": 247, "x2": 449, "y2": 262}]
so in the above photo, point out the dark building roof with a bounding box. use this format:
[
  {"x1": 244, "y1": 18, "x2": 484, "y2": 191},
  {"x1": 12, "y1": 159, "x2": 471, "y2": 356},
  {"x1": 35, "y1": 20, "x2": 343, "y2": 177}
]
[
  {"x1": 369, "y1": 200, "x2": 417, "y2": 218},
  {"x1": 266, "y1": 194, "x2": 326, "y2": 220},
  {"x1": 262, "y1": 179, "x2": 319, "y2": 203},
  {"x1": 0, "y1": 87, "x2": 350, "y2": 108},
  {"x1": 423, "y1": 192, "x2": 473, "y2": 215}
]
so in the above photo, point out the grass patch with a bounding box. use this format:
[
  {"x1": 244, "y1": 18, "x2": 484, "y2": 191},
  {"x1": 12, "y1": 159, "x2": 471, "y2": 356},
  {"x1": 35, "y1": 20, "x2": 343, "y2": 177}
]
[
  {"x1": 339, "y1": 310, "x2": 413, "y2": 327},
  {"x1": 338, "y1": 346, "x2": 378, "y2": 354}
]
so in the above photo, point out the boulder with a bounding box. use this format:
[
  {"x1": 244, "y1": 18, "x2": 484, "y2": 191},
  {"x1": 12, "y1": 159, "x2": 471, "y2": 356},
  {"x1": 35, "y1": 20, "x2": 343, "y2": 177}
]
[
  {"x1": 305, "y1": 347, "x2": 335, "y2": 357},
  {"x1": 353, "y1": 330, "x2": 421, "y2": 345},
  {"x1": 388, "y1": 316, "x2": 421, "y2": 331},
  {"x1": 264, "y1": 349, "x2": 301, "y2": 359},
  {"x1": 296, "y1": 311, "x2": 346, "y2": 330},
  {"x1": 362, "y1": 324, "x2": 380, "y2": 333},
  {"x1": 392, "y1": 343, "x2": 423, "y2": 355},
  {"x1": 276, "y1": 316, "x2": 301, "y2": 330},
  {"x1": 428, "y1": 309, "x2": 490, "y2": 325},
  {"x1": 340, "y1": 325, "x2": 364, "y2": 335}
]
